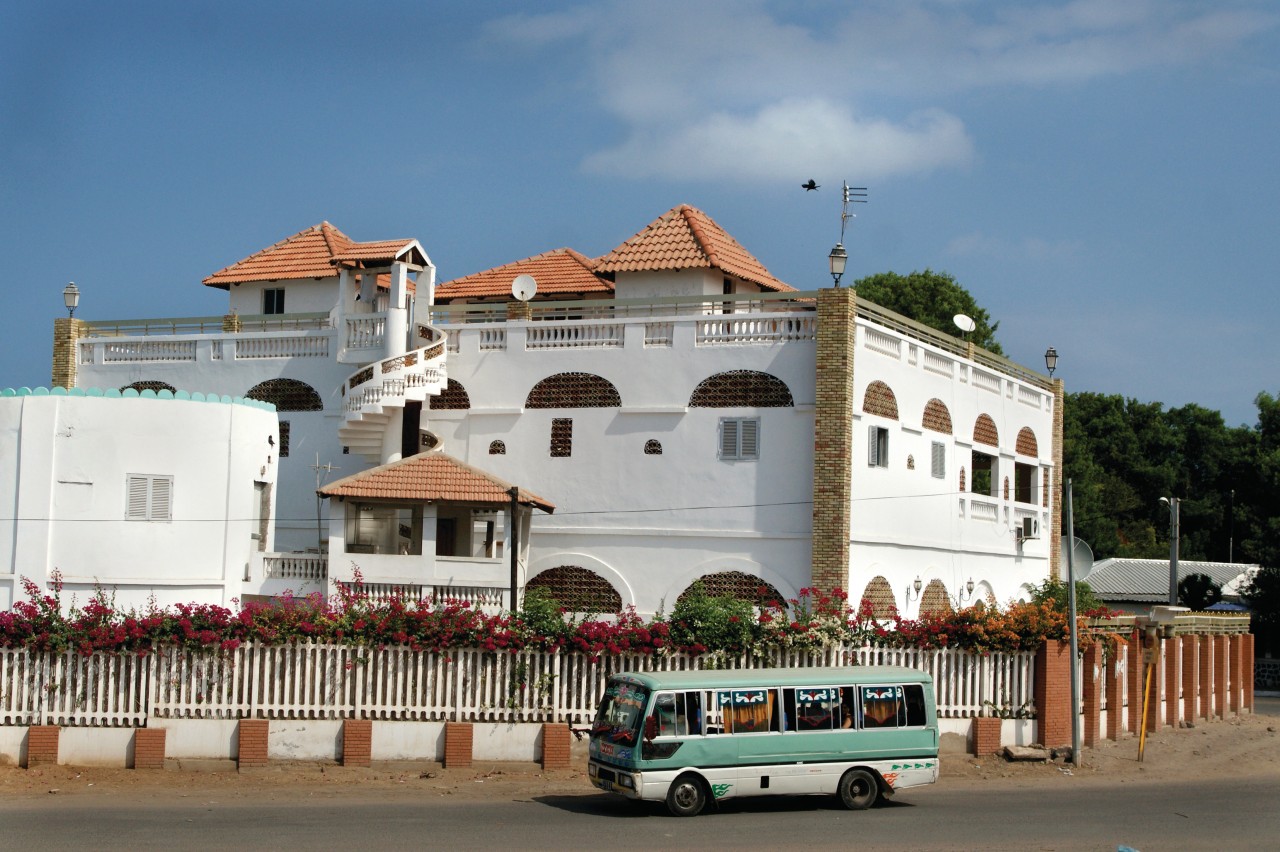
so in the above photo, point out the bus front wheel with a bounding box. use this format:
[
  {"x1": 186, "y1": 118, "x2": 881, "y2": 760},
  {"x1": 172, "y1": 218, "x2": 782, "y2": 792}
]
[
  {"x1": 665, "y1": 774, "x2": 708, "y2": 817},
  {"x1": 838, "y1": 769, "x2": 879, "y2": 810}
]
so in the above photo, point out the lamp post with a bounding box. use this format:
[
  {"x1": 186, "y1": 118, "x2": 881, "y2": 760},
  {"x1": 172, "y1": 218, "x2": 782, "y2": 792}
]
[
  {"x1": 1044, "y1": 346, "x2": 1058, "y2": 378},
  {"x1": 1048, "y1": 345, "x2": 1081, "y2": 765},
  {"x1": 63, "y1": 282, "x2": 80, "y2": 318},
  {"x1": 1160, "y1": 496, "x2": 1181, "y2": 606},
  {"x1": 828, "y1": 243, "x2": 847, "y2": 287}
]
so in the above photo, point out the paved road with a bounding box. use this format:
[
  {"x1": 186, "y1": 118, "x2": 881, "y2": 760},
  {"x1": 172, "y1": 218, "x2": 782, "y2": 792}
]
[{"x1": 4, "y1": 774, "x2": 1277, "y2": 851}]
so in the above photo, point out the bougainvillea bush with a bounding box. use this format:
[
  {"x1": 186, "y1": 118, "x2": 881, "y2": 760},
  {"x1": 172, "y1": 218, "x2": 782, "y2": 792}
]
[{"x1": 0, "y1": 573, "x2": 1111, "y2": 657}]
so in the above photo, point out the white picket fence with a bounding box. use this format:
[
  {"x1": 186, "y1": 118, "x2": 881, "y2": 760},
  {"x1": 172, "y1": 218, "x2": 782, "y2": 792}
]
[{"x1": 0, "y1": 643, "x2": 1034, "y2": 727}]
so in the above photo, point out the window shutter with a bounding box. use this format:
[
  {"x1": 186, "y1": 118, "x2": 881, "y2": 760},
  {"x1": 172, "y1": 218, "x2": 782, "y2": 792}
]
[
  {"x1": 868, "y1": 425, "x2": 880, "y2": 467},
  {"x1": 720, "y1": 419, "x2": 740, "y2": 459},
  {"x1": 126, "y1": 475, "x2": 148, "y2": 519},
  {"x1": 151, "y1": 477, "x2": 172, "y2": 520},
  {"x1": 931, "y1": 442, "x2": 946, "y2": 479},
  {"x1": 739, "y1": 419, "x2": 759, "y2": 459}
]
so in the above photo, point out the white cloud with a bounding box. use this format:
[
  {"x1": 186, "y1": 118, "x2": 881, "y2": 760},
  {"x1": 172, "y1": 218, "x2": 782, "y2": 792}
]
[
  {"x1": 946, "y1": 231, "x2": 1082, "y2": 262},
  {"x1": 486, "y1": 1, "x2": 1277, "y2": 183}
]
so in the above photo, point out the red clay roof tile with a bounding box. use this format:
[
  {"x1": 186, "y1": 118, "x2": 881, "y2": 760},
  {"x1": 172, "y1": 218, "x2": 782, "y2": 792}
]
[
  {"x1": 318, "y1": 452, "x2": 554, "y2": 513},
  {"x1": 203, "y1": 222, "x2": 356, "y2": 288},
  {"x1": 436, "y1": 248, "x2": 611, "y2": 301},
  {"x1": 595, "y1": 204, "x2": 794, "y2": 292}
]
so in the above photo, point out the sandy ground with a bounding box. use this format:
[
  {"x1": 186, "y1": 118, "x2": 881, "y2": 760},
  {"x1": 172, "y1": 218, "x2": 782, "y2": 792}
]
[{"x1": 2, "y1": 712, "x2": 1277, "y2": 806}]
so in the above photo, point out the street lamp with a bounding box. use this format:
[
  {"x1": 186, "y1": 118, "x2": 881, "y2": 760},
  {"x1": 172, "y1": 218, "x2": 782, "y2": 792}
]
[
  {"x1": 828, "y1": 243, "x2": 847, "y2": 287},
  {"x1": 1160, "y1": 497, "x2": 1181, "y2": 606},
  {"x1": 63, "y1": 282, "x2": 80, "y2": 318},
  {"x1": 1044, "y1": 346, "x2": 1058, "y2": 378}
]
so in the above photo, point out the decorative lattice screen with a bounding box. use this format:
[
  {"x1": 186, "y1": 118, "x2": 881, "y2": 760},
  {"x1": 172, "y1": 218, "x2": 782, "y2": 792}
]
[
  {"x1": 430, "y1": 379, "x2": 471, "y2": 410},
  {"x1": 689, "y1": 371, "x2": 794, "y2": 408},
  {"x1": 120, "y1": 381, "x2": 176, "y2": 394},
  {"x1": 920, "y1": 579, "x2": 953, "y2": 617},
  {"x1": 859, "y1": 576, "x2": 897, "y2": 619},
  {"x1": 923, "y1": 398, "x2": 953, "y2": 434},
  {"x1": 527, "y1": 566, "x2": 622, "y2": 613},
  {"x1": 675, "y1": 571, "x2": 784, "y2": 609},
  {"x1": 246, "y1": 379, "x2": 323, "y2": 412},
  {"x1": 862, "y1": 381, "x2": 899, "y2": 420}
]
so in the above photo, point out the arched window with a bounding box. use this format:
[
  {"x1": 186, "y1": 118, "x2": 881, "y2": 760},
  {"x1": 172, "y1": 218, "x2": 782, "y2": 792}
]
[
  {"x1": 430, "y1": 379, "x2": 471, "y2": 410},
  {"x1": 862, "y1": 381, "x2": 899, "y2": 420},
  {"x1": 859, "y1": 576, "x2": 897, "y2": 620},
  {"x1": 973, "y1": 414, "x2": 999, "y2": 447},
  {"x1": 644, "y1": 439, "x2": 663, "y2": 455},
  {"x1": 121, "y1": 381, "x2": 176, "y2": 395},
  {"x1": 689, "y1": 371, "x2": 794, "y2": 407},
  {"x1": 527, "y1": 566, "x2": 622, "y2": 613},
  {"x1": 675, "y1": 571, "x2": 784, "y2": 609},
  {"x1": 246, "y1": 378, "x2": 322, "y2": 412},
  {"x1": 526, "y1": 373, "x2": 621, "y2": 408},
  {"x1": 922, "y1": 399, "x2": 953, "y2": 434},
  {"x1": 488, "y1": 440, "x2": 506, "y2": 455},
  {"x1": 1016, "y1": 427, "x2": 1038, "y2": 457},
  {"x1": 919, "y1": 579, "x2": 953, "y2": 617}
]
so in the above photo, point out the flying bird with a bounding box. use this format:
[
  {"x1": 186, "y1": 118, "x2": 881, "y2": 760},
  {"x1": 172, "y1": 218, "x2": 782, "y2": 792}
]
[{"x1": 802, "y1": 179, "x2": 819, "y2": 191}]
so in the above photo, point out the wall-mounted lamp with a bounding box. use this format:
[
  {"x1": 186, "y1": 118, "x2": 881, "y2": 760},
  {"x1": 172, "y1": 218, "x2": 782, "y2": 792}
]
[
  {"x1": 959, "y1": 577, "x2": 975, "y2": 604},
  {"x1": 1044, "y1": 346, "x2": 1058, "y2": 378},
  {"x1": 906, "y1": 575, "x2": 922, "y2": 602},
  {"x1": 63, "y1": 281, "x2": 80, "y2": 318}
]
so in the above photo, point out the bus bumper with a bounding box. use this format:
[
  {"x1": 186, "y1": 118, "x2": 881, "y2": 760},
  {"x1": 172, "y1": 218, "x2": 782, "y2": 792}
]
[{"x1": 588, "y1": 760, "x2": 641, "y2": 798}]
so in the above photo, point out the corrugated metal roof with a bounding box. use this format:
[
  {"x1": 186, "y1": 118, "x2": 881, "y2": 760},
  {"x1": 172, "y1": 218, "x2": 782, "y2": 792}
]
[{"x1": 1085, "y1": 558, "x2": 1258, "y2": 601}]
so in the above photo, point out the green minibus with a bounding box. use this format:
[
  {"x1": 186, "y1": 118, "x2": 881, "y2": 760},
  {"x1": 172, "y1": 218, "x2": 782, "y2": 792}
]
[{"x1": 587, "y1": 666, "x2": 939, "y2": 816}]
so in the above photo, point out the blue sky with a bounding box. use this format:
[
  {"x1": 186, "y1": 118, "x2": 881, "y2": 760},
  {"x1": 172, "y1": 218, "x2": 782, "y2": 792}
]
[{"x1": 2, "y1": 0, "x2": 1276, "y2": 427}]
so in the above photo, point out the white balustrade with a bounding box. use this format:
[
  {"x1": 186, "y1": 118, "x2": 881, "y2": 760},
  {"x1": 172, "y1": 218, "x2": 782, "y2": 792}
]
[
  {"x1": 525, "y1": 323, "x2": 623, "y2": 349},
  {"x1": 235, "y1": 336, "x2": 330, "y2": 359}
]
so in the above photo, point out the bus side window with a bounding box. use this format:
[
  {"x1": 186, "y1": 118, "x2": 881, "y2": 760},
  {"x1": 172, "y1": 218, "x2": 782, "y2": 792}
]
[
  {"x1": 904, "y1": 684, "x2": 927, "y2": 727},
  {"x1": 861, "y1": 685, "x2": 904, "y2": 728}
]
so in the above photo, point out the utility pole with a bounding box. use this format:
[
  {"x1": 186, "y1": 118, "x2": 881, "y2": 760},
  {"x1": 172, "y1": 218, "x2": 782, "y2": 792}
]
[
  {"x1": 1160, "y1": 496, "x2": 1180, "y2": 606},
  {"x1": 312, "y1": 453, "x2": 339, "y2": 555}
]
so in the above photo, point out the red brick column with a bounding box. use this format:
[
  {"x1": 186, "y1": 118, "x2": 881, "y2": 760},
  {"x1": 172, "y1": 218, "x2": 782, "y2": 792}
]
[
  {"x1": 1127, "y1": 631, "x2": 1143, "y2": 735},
  {"x1": 1214, "y1": 636, "x2": 1228, "y2": 718},
  {"x1": 237, "y1": 719, "x2": 269, "y2": 769},
  {"x1": 1182, "y1": 635, "x2": 1199, "y2": 722},
  {"x1": 1082, "y1": 643, "x2": 1101, "y2": 748},
  {"x1": 972, "y1": 717, "x2": 1002, "y2": 756},
  {"x1": 343, "y1": 719, "x2": 372, "y2": 767},
  {"x1": 134, "y1": 728, "x2": 167, "y2": 770},
  {"x1": 444, "y1": 722, "x2": 473, "y2": 769},
  {"x1": 541, "y1": 723, "x2": 571, "y2": 770},
  {"x1": 1199, "y1": 635, "x2": 1213, "y2": 719},
  {"x1": 1229, "y1": 635, "x2": 1244, "y2": 715},
  {"x1": 1105, "y1": 646, "x2": 1123, "y2": 740},
  {"x1": 1164, "y1": 636, "x2": 1180, "y2": 728},
  {"x1": 26, "y1": 725, "x2": 60, "y2": 767},
  {"x1": 1244, "y1": 634, "x2": 1255, "y2": 712},
  {"x1": 1144, "y1": 633, "x2": 1162, "y2": 734},
  {"x1": 1035, "y1": 640, "x2": 1072, "y2": 748}
]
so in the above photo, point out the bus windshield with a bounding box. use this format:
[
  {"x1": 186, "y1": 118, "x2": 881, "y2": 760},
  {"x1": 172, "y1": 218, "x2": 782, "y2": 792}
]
[{"x1": 591, "y1": 680, "x2": 649, "y2": 745}]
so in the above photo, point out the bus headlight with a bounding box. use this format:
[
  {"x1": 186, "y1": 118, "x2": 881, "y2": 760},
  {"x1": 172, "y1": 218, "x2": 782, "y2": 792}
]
[{"x1": 619, "y1": 774, "x2": 636, "y2": 790}]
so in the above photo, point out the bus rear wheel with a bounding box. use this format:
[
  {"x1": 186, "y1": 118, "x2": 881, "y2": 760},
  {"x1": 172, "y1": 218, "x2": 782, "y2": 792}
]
[
  {"x1": 665, "y1": 774, "x2": 708, "y2": 817},
  {"x1": 838, "y1": 768, "x2": 879, "y2": 810}
]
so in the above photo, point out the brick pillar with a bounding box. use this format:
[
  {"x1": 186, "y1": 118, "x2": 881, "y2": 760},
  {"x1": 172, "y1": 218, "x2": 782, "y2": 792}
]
[
  {"x1": 133, "y1": 728, "x2": 167, "y2": 769},
  {"x1": 972, "y1": 717, "x2": 1002, "y2": 756},
  {"x1": 237, "y1": 719, "x2": 269, "y2": 769},
  {"x1": 1082, "y1": 643, "x2": 1101, "y2": 748},
  {"x1": 1035, "y1": 640, "x2": 1072, "y2": 747},
  {"x1": 506, "y1": 300, "x2": 531, "y2": 322},
  {"x1": 1244, "y1": 634, "x2": 1255, "y2": 712},
  {"x1": 811, "y1": 287, "x2": 856, "y2": 595},
  {"x1": 1182, "y1": 634, "x2": 1199, "y2": 722},
  {"x1": 1145, "y1": 633, "x2": 1162, "y2": 734},
  {"x1": 1127, "y1": 631, "x2": 1143, "y2": 735},
  {"x1": 1164, "y1": 636, "x2": 1180, "y2": 728},
  {"x1": 1199, "y1": 635, "x2": 1212, "y2": 719},
  {"x1": 222, "y1": 312, "x2": 242, "y2": 332},
  {"x1": 343, "y1": 719, "x2": 372, "y2": 767},
  {"x1": 51, "y1": 317, "x2": 86, "y2": 390},
  {"x1": 541, "y1": 722, "x2": 571, "y2": 770},
  {"x1": 1229, "y1": 635, "x2": 1244, "y2": 715},
  {"x1": 1049, "y1": 378, "x2": 1065, "y2": 580},
  {"x1": 1214, "y1": 636, "x2": 1228, "y2": 718},
  {"x1": 444, "y1": 721, "x2": 473, "y2": 769},
  {"x1": 26, "y1": 725, "x2": 60, "y2": 767},
  {"x1": 1105, "y1": 645, "x2": 1123, "y2": 741}
]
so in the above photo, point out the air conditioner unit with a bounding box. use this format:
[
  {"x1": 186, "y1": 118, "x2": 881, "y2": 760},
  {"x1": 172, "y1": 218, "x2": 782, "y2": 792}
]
[{"x1": 1018, "y1": 517, "x2": 1041, "y2": 540}]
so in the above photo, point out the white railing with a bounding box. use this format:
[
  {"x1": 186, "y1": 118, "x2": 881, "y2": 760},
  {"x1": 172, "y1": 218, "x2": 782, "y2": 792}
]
[
  {"x1": 1, "y1": 642, "x2": 1034, "y2": 726},
  {"x1": 696, "y1": 315, "x2": 816, "y2": 345},
  {"x1": 923, "y1": 349, "x2": 953, "y2": 377},
  {"x1": 344, "y1": 315, "x2": 386, "y2": 350},
  {"x1": 479, "y1": 328, "x2": 506, "y2": 351},
  {"x1": 969, "y1": 498, "x2": 999, "y2": 522},
  {"x1": 100, "y1": 340, "x2": 197, "y2": 363},
  {"x1": 525, "y1": 323, "x2": 624, "y2": 349},
  {"x1": 1018, "y1": 385, "x2": 1045, "y2": 408},
  {"x1": 863, "y1": 327, "x2": 901, "y2": 358},
  {"x1": 263, "y1": 555, "x2": 328, "y2": 581},
  {"x1": 644, "y1": 322, "x2": 674, "y2": 347},
  {"x1": 236, "y1": 336, "x2": 330, "y2": 360},
  {"x1": 972, "y1": 368, "x2": 1002, "y2": 394}
]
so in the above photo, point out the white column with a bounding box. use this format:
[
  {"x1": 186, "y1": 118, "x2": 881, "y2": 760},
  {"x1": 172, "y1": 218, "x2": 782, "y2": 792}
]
[{"x1": 385, "y1": 262, "x2": 410, "y2": 359}]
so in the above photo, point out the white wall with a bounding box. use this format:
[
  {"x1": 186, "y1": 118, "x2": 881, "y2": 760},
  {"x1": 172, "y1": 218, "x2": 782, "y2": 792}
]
[
  {"x1": 226, "y1": 277, "x2": 341, "y2": 316},
  {"x1": 0, "y1": 389, "x2": 278, "y2": 610}
]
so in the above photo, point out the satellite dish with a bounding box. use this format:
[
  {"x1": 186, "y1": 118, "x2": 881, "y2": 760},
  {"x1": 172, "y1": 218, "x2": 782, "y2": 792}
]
[
  {"x1": 511, "y1": 274, "x2": 537, "y2": 302},
  {"x1": 953, "y1": 314, "x2": 976, "y2": 334}
]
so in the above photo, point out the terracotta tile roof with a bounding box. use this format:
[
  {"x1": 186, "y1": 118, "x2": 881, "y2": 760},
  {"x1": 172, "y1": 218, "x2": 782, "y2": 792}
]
[
  {"x1": 595, "y1": 204, "x2": 794, "y2": 292},
  {"x1": 331, "y1": 239, "x2": 429, "y2": 270},
  {"x1": 436, "y1": 248, "x2": 611, "y2": 301},
  {"x1": 203, "y1": 222, "x2": 356, "y2": 289},
  {"x1": 318, "y1": 452, "x2": 554, "y2": 513}
]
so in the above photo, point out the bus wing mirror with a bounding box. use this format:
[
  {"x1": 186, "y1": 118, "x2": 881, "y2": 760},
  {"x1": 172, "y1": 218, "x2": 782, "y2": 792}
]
[{"x1": 644, "y1": 715, "x2": 658, "y2": 741}]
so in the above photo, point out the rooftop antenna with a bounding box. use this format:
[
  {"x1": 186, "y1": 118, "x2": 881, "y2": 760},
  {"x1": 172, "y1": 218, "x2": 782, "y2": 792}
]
[
  {"x1": 828, "y1": 182, "x2": 867, "y2": 287},
  {"x1": 312, "y1": 453, "x2": 339, "y2": 556}
]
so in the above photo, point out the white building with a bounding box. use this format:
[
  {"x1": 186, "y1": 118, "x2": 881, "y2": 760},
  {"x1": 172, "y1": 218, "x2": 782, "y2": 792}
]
[{"x1": 42, "y1": 205, "x2": 1062, "y2": 617}]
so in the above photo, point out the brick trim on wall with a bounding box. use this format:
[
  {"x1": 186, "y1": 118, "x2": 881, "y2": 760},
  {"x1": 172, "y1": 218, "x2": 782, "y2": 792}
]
[
  {"x1": 1034, "y1": 640, "x2": 1071, "y2": 747},
  {"x1": 26, "y1": 725, "x2": 60, "y2": 767},
  {"x1": 444, "y1": 721, "x2": 473, "y2": 769},
  {"x1": 134, "y1": 728, "x2": 167, "y2": 770},
  {"x1": 1082, "y1": 643, "x2": 1101, "y2": 747},
  {"x1": 343, "y1": 719, "x2": 372, "y2": 767},
  {"x1": 972, "y1": 717, "x2": 1002, "y2": 756},
  {"x1": 237, "y1": 719, "x2": 269, "y2": 769},
  {"x1": 1164, "y1": 636, "x2": 1180, "y2": 728},
  {"x1": 810, "y1": 287, "x2": 855, "y2": 594},
  {"x1": 541, "y1": 722, "x2": 571, "y2": 770},
  {"x1": 1182, "y1": 636, "x2": 1200, "y2": 722}
]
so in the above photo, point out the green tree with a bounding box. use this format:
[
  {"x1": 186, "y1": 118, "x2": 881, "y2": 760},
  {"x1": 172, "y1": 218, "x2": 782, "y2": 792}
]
[
  {"x1": 1242, "y1": 565, "x2": 1280, "y2": 656},
  {"x1": 1177, "y1": 573, "x2": 1223, "y2": 611},
  {"x1": 852, "y1": 269, "x2": 1003, "y2": 354}
]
